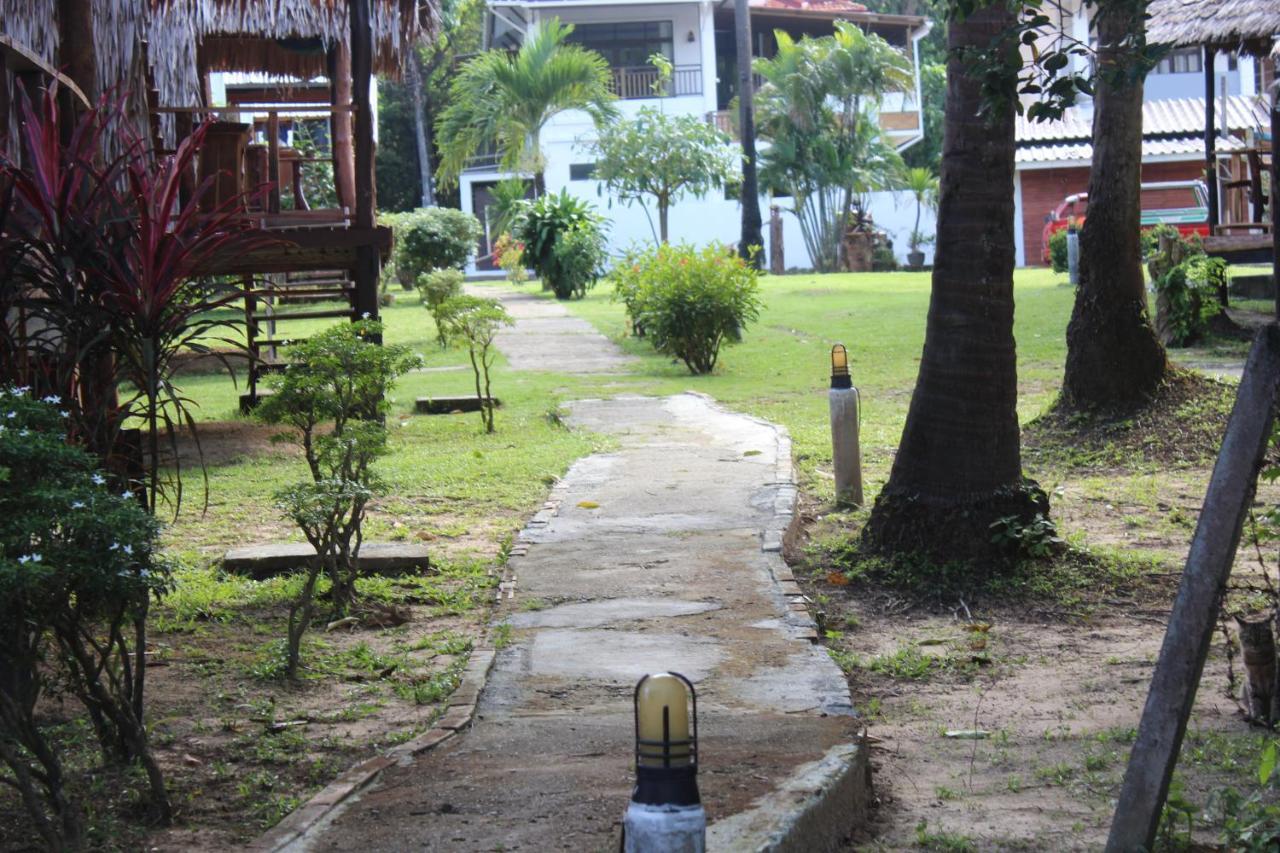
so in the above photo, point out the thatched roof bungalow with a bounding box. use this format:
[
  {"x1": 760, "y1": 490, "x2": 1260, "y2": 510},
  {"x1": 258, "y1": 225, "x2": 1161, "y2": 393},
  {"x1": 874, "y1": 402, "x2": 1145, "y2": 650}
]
[{"x1": 1147, "y1": 0, "x2": 1279, "y2": 57}]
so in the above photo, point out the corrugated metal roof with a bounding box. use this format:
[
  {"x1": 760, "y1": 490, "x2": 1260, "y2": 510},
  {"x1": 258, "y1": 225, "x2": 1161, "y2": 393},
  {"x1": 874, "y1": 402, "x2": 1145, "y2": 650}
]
[
  {"x1": 1016, "y1": 134, "x2": 1245, "y2": 165},
  {"x1": 1015, "y1": 95, "x2": 1269, "y2": 143}
]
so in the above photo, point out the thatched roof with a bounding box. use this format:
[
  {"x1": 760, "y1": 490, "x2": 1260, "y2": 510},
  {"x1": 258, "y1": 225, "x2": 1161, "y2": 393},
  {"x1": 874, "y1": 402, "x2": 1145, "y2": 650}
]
[
  {"x1": 1146, "y1": 0, "x2": 1280, "y2": 55},
  {"x1": 147, "y1": 0, "x2": 432, "y2": 106}
]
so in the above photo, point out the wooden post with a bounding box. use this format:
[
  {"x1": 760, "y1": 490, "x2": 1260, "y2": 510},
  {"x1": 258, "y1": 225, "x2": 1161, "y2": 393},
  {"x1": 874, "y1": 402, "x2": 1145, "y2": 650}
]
[
  {"x1": 1105, "y1": 324, "x2": 1280, "y2": 852},
  {"x1": 350, "y1": 0, "x2": 380, "y2": 333},
  {"x1": 267, "y1": 111, "x2": 281, "y2": 214},
  {"x1": 58, "y1": 0, "x2": 97, "y2": 103},
  {"x1": 1204, "y1": 45, "x2": 1219, "y2": 231},
  {"x1": 769, "y1": 204, "x2": 784, "y2": 275},
  {"x1": 330, "y1": 44, "x2": 357, "y2": 213}
]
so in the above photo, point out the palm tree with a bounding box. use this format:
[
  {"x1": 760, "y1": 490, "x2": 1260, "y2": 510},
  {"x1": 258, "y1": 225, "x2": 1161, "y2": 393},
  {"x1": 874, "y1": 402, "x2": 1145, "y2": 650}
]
[
  {"x1": 902, "y1": 166, "x2": 938, "y2": 262},
  {"x1": 1062, "y1": 0, "x2": 1167, "y2": 408},
  {"x1": 733, "y1": 0, "x2": 764, "y2": 267},
  {"x1": 436, "y1": 20, "x2": 618, "y2": 196},
  {"x1": 861, "y1": 3, "x2": 1048, "y2": 563}
]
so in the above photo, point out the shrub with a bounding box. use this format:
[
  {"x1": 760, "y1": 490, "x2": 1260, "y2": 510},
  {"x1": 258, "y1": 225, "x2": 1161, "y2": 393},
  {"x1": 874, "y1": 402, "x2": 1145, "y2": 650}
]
[
  {"x1": 417, "y1": 269, "x2": 465, "y2": 346},
  {"x1": 435, "y1": 296, "x2": 513, "y2": 433},
  {"x1": 516, "y1": 190, "x2": 608, "y2": 299},
  {"x1": 1146, "y1": 224, "x2": 1226, "y2": 347},
  {"x1": 615, "y1": 243, "x2": 762, "y2": 374},
  {"x1": 394, "y1": 207, "x2": 483, "y2": 288},
  {"x1": 1048, "y1": 229, "x2": 1069, "y2": 273},
  {"x1": 493, "y1": 232, "x2": 528, "y2": 283},
  {"x1": 0, "y1": 391, "x2": 172, "y2": 845},
  {"x1": 257, "y1": 321, "x2": 421, "y2": 678}
]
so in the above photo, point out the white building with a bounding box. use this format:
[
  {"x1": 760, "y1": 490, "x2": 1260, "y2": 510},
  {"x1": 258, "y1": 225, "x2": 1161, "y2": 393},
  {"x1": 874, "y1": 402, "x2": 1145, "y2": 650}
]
[{"x1": 461, "y1": 0, "x2": 931, "y2": 274}]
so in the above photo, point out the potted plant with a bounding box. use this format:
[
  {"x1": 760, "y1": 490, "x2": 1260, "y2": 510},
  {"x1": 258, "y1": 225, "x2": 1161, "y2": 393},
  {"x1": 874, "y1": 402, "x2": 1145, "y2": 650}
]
[{"x1": 904, "y1": 167, "x2": 938, "y2": 270}]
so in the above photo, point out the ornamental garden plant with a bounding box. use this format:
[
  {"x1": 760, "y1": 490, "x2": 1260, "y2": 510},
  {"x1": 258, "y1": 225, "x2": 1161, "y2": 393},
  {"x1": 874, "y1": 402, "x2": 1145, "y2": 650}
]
[
  {"x1": 611, "y1": 243, "x2": 762, "y2": 375},
  {"x1": 0, "y1": 391, "x2": 172, "y2": 848}
]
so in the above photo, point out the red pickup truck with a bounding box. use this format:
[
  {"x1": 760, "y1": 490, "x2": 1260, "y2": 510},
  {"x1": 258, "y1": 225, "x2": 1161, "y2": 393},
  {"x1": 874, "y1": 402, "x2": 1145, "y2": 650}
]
[{"x1": 1040, "y1": 180, "x2": 1210, "y2": 264}]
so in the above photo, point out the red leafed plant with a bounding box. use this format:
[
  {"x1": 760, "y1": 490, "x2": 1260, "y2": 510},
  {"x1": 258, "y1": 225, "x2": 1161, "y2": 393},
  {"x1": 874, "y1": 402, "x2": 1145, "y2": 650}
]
[{"x1": 1, "y1": 84, "x2": 270, "y2": 515}]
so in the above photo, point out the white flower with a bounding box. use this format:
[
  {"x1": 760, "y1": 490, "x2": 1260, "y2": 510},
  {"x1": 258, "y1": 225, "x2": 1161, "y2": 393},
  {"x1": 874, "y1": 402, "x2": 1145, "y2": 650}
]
[
  {"x1": 91, "y1": 473, "x2": 106, "y2": 485},
  {"x1": 110, "y1": 542, "x2": 119, "y2": 551},
  {"x1": 361, "y1": 312, "x2": 371, "y2": 319},
  {"x1": 70, "y1": 501, "x2": 85, "y2": 510},
  {"x1": 122, "y1": 544, "x2": 133, "y2": 555},
  {"x1": 59, "y1": 410, "x2": 70, "y2": 418},
  {"x1": 4, "y1": 411, "x2": 14, "y2": 419},
  {"x1": 17, "y1": 429, "x2": 28, "y2": 437},
  {"x1": 41, "y1": 395, "x2": 61, "y2": 404},
  {"x1": 18, "y1": 554, "x2": 41, "y2": 564},
  {"x1": 14, "y1": 386, "x2": 29, "y2": 395}
]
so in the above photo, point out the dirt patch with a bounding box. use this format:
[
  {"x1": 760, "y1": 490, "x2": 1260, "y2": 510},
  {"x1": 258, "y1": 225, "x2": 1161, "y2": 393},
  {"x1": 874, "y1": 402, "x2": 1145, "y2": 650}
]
[
  {"x1": 797, "y1": 441, "x2": 1280, "y2": 850},
  {"x1": 1023, "y1": 370, "x2": 1236, "y2": 470}
]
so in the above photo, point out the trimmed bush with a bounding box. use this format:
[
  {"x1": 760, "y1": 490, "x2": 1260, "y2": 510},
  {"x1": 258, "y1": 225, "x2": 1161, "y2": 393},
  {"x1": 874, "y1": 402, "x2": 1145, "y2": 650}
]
[
  {"x1": 1048, "y1": 229, "x2": 1069, "y2": 273},
  {"x1": 516, "y1": 190, "x2": 608, "y2": 299},
  {"x1": 394, "y1": 207, "x2": 483, "y2": 288},
  {"x1": 612, "y1": 243, "x2": 761, "y2": 374},
  {"x1": 417, "y1": 269, "x2": 466, "y2": 345}
]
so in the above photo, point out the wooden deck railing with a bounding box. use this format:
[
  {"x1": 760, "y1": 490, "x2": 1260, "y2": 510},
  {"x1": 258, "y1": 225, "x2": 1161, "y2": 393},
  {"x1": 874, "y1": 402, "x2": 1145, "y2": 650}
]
[{"x1": 609, "y1": 65, "x2": 702, "y2": 100}]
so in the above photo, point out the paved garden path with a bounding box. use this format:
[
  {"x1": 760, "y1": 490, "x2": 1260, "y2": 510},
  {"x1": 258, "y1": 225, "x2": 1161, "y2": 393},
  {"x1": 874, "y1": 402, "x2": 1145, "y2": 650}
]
[
  {"x1": 466, "y1": 283, "x2": 637, "y2": 374},
  {"x1": 288, "y1": 289, "x2": 862, "y2": 851}
]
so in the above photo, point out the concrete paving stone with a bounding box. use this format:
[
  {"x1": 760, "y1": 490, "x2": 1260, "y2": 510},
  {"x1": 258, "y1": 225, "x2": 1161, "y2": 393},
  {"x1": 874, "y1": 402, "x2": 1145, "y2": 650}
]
[{"x1": 222, "y1": 542, "x2": 430, "y2": 579}]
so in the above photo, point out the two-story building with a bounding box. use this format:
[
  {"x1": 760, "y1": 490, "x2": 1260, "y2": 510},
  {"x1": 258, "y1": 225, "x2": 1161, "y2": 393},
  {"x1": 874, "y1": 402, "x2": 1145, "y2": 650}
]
[{"x1": 461, "y1": 0, "x2": 931, "y2": 273}]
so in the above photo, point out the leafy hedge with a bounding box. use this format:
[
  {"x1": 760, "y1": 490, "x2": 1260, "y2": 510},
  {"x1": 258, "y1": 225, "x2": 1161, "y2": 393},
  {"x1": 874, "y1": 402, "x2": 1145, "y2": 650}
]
[{"x1": 611, "y1": 243, "x2": 761, "y2": 374}]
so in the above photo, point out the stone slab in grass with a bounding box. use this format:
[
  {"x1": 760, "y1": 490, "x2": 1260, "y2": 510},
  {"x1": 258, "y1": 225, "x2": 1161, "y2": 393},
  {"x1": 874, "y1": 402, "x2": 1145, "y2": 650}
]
[
  {"x1": 223, "y1": 542, "x2": 431, "y2": 579},
  {"x1": 414, "y1": 396, "x2": 500, "y2": 415}
]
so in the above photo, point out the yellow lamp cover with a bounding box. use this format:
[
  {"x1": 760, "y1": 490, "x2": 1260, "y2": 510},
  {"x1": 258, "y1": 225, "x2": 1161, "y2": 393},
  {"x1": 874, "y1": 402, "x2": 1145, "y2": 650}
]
[{"x1": 636, "y1": 672, "x2": 693, "y2": 768}]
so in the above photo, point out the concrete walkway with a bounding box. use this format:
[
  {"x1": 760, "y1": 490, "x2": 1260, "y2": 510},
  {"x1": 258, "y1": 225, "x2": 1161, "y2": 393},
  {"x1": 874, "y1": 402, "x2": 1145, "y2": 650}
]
[
  {"x1": 466, "y1": 283, "x2": 637, "y2": 374},
  {"x1": 287, "y1": 287, "x2": 862, "y2": 851}
]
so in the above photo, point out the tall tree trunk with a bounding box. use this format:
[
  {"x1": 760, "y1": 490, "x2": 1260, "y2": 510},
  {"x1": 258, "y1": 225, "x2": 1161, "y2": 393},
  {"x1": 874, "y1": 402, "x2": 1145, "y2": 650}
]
[
  {"x1": 1061, "y1": 0, "x2": 1166, "y2": 409},
  {"x1": 659, "y1": 195, "x2": 669, "y2": 243},
  {"x1": 861, "y1": 4, "x2": 1047, "y2": 563},
  {"x1": 407, "y1": 47, "x2": 435, "y2": 208},
  {"x1": 733, "y1": 0, "x2": 764, "y2": 268}
]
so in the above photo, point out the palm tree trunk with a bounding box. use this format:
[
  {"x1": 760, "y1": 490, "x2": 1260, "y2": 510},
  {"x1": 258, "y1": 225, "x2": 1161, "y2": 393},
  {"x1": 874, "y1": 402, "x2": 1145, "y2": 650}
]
[
  {"x1": 658, "y1": 194, "x2": 669, "y2": 243},
  {"x1": 861, "y1": 3, "x2": 1047, "y2": 563},
  {"x1": 733, "y1": 0, "x2": 764, "y2": 268},
  {"x1": 407, "y1": 47, "x2": 435, "y2": 208},
  {"x1": 1061, "y1": 0, "x2": 1166, "y2": 409}
]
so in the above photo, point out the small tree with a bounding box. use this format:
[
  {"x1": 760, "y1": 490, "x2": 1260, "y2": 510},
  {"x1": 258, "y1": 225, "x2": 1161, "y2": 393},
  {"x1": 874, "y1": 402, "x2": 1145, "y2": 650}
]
[
  {"x1": 417, "y1": 268, "x2": 466, "y2": 346},
  {"x1": 435, "y1": 296, "x2": 513, "y2": 433},
  {"x1": 0, "y1": 392, "x2": 172, "y2": 846},
  {"x1": 902, "y1": 166, "x2": 938, "y2": 258},
  {"x1": 256, "y1": 322, "x2": 420, "y2": 679},
  {"x1": 593, "y1": 107, "x2": 738, "y2": 244}
]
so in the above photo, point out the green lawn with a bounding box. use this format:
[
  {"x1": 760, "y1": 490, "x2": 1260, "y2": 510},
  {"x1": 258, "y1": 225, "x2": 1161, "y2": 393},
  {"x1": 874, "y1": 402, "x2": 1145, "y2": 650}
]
[{"x1": 172, "y1": 268, "x2": 1077, "y2": 554}]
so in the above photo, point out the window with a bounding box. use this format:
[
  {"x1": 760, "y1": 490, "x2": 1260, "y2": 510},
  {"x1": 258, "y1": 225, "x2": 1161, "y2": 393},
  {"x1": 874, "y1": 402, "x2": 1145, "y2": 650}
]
[
  {"x1": 1152, "y1": 47, "x2": 1203, "y2": 75},
  {"x1": 565, "y1": 21, "x2": 674, "y2": 68},
  {"x1": 569, "y1": 162, "x2": 596, "y2": 181}
]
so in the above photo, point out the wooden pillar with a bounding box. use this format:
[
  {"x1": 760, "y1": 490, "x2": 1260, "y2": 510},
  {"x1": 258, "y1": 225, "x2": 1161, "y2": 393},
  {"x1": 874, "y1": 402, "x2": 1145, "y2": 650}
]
[
  {"x1": 330, "y1": 44, "x2": 357, "y2": 213},
  {"x1": 267, "y1": 110, "x2": 281, "y2": 214},
  {"x1": 1204, "y1": 45, "x2": 1219, "y2": 230},
  {"x1": 58, "y1": 0, "x2": 98, "y2": 104},
  {"x1": 1105, "y1": 325, "x2": 1280, "y2": 851},
  {"x1": 349, "y1": 0, "x2": 380, "y2": 331}
]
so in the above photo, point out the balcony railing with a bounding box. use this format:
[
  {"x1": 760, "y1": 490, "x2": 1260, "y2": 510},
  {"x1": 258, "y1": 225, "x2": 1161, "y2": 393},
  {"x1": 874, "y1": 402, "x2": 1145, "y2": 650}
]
[{"x1": 609, "y1": 65, "x2": 702, "y2": 100}]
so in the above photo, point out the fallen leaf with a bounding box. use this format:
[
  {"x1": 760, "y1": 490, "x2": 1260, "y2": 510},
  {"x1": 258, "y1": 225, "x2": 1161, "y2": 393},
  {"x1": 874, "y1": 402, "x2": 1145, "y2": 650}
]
[
  {"x1": 577, "y1": 500, "x2": 600, "y2": 509},
  {"x1": 743, "y1": 450, "x2": 763, "y2": 457},
  {"x1": 826, "y1": 572, "x2": 850, "y2": 586}
]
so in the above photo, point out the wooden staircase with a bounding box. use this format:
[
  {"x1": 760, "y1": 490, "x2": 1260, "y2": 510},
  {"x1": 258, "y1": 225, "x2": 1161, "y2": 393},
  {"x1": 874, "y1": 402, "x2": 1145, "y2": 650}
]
[{"x1": 241, "y1": 270, "x2": 357, "y2": 412}]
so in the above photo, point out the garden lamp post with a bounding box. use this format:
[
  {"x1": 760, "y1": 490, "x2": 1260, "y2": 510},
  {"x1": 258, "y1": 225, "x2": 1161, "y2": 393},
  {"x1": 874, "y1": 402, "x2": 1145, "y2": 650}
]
[
  {"x1": 622, "y1": 672, "x2": 705, "y2": 852},
  {"x1": 829, "y1": 344, "x2": 863, "y2": 506}
]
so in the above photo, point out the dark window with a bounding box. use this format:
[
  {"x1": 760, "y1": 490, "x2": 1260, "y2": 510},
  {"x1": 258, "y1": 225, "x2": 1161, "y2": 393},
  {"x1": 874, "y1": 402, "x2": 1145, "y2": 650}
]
[
  {"x1": 566, "y1": 21, "x2": 674, "y2": 68},
  {"x1": 1153, "y1": 47, "x2": 1203, "y2": 75},
  {"x1": 569, "y1": 162, "x2": 596, "y2": 181}
]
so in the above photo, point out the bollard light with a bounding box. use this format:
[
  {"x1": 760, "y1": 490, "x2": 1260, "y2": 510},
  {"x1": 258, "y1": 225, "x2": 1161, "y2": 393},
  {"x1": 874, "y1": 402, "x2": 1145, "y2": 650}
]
[
  {"x1": 830, "y1": 343, "x2": 851, "y2": 388},
  {"x1": 622, "y1": 672, "x2": 706, "y2": 852},
  {"x1": 829, "y1": 343, "x2": 864, "y2": 507}
]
